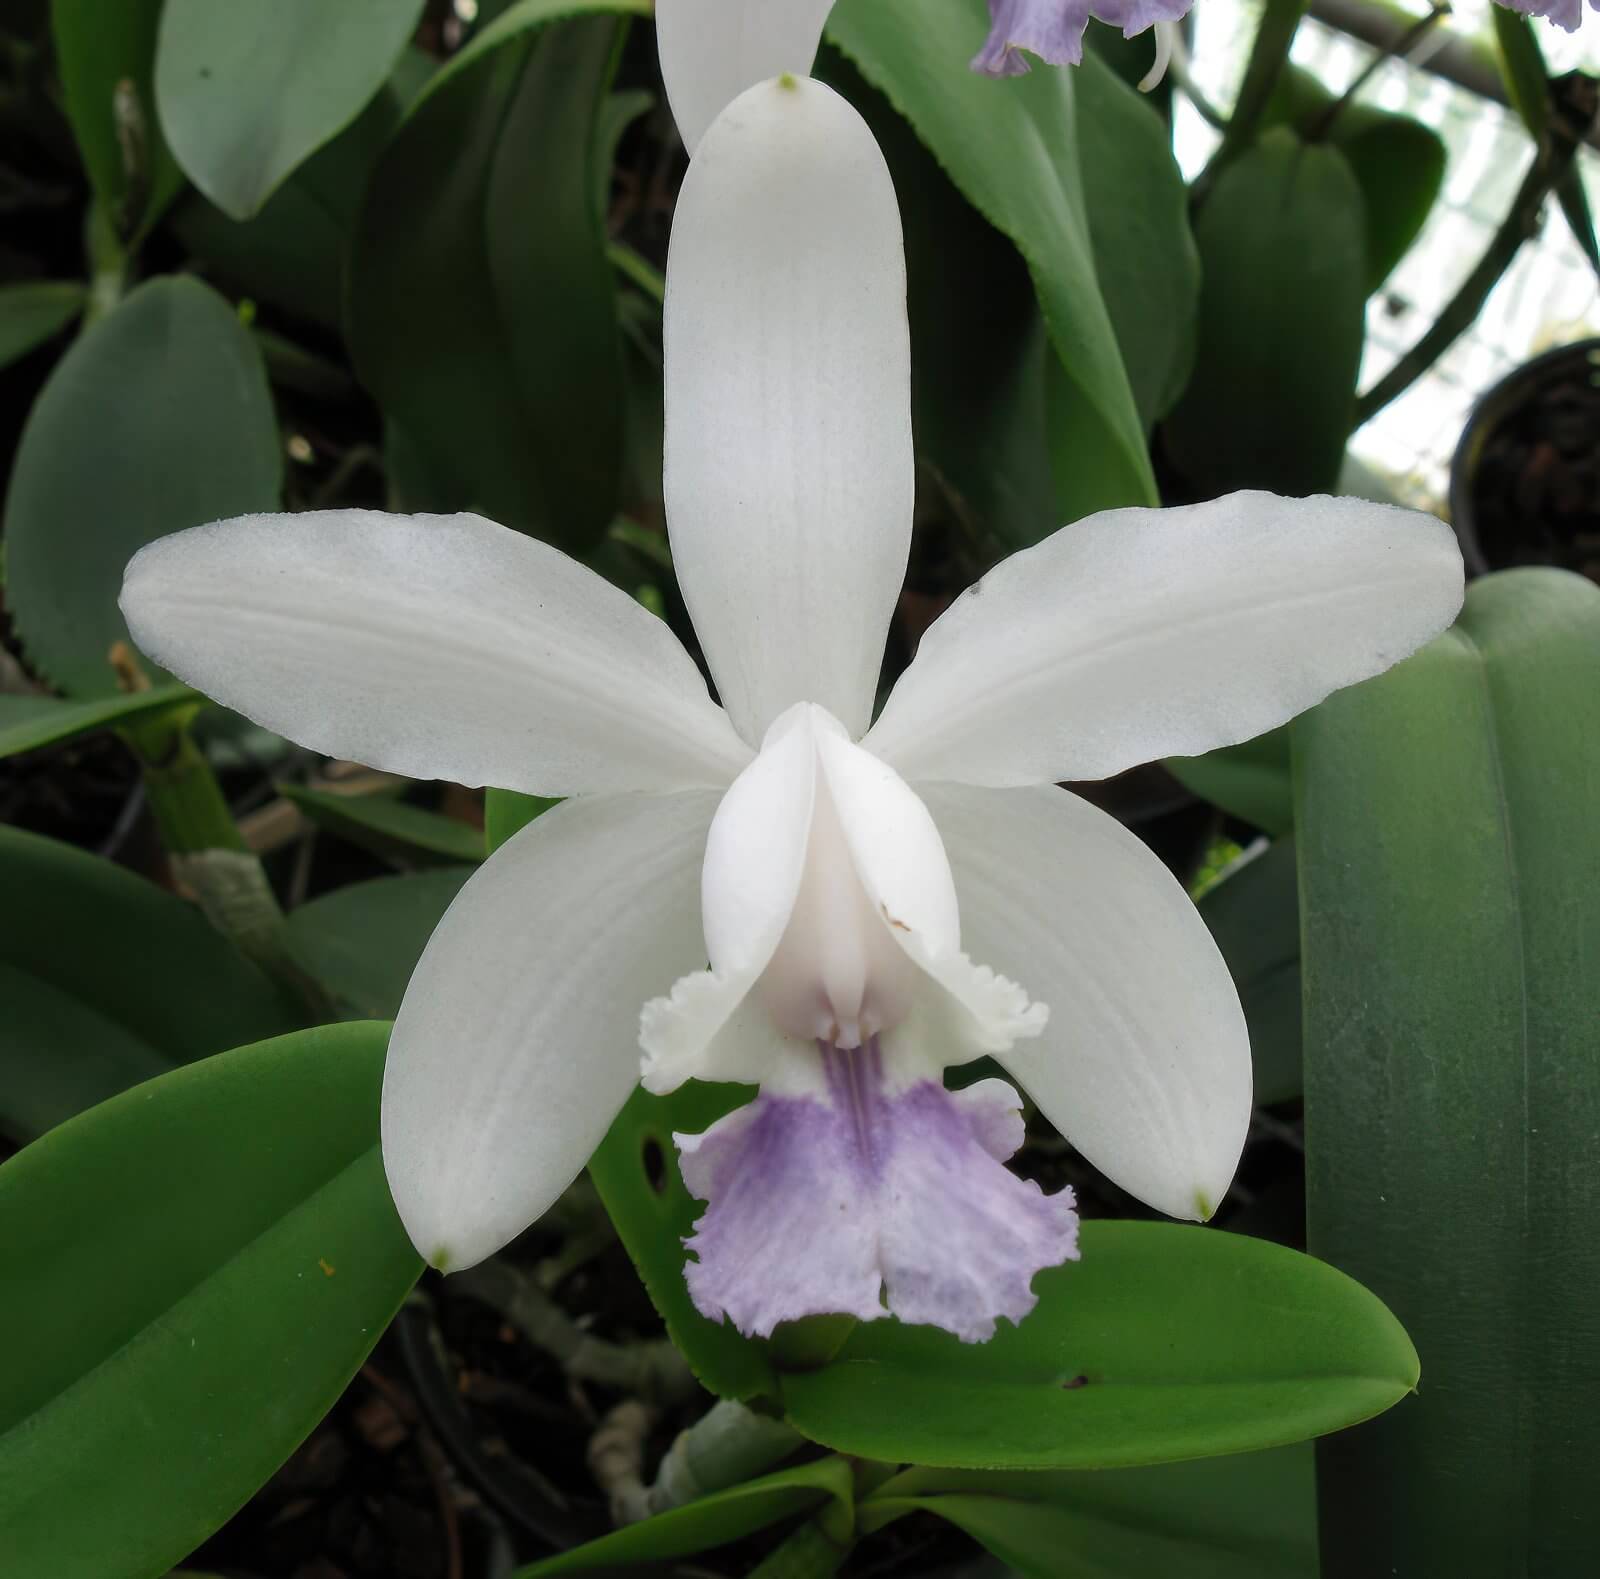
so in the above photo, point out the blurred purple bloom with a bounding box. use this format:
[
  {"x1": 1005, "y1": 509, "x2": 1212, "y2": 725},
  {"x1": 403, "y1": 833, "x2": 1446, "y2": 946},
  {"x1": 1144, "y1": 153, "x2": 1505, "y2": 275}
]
[
  {"x1": 972, "y1": 0, "x2": 1193, "y2": 74},
  {"x1": 1497, "y1": 0, "x2": 1590, "y2": 31}
]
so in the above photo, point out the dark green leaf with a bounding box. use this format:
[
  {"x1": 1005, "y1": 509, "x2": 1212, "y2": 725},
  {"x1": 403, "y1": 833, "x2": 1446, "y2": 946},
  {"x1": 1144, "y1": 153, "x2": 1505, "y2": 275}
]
[
  {"x1": 0, "y1": 682, "x2": 195, "y2": 760},
  {"x1": 0, "y1": 825, "x2": 300, "y2": 1142},
  {"x1": 826, "y1": 0, "x2": 1156, "y2": 523},
  {"x1": 349, "y1": 1, "x2": 641, "y2": 551},
  {"x1": 3, "y1": 275, "x2": 281, "y2": 697},
  {"x1": 0, "y1": 282, "x2": 85, "y2": 371},
  {"x1": 861, "y1": 1446, "x2": 1314, "y2": 1579},
  {"x1": 1167, "y1": 726, "x2": 1294, "y2": 836},
  {"x1": 514, "y1": 1456, "x2": 853, "y2": 1576},
  {"x1": 0, "y1": 1023, "x2": 420, "y2": 1575},
  {"x1": 1296, "y1": 568, "x2": 1600, "y2": 1574},
  {"x1": 484, "y1": 787, "x2": 561, "y2": 853},
  {"x1": 50, "y1": 0, "x2": 184, "y2": 237},
  {"x1": 1198, "y1": 840, "x2": 1301, "y2": 1106},
  {"x1": 287, "y1": 868, "x2": 473, "y2": 1019},
  {"x1": 155, "y1": 0, "x2": 426, "y2": 219},
  {"x1": 1163, "y1": 127, "x2": 1365, "y2": 498},
  {"x1": 779, "y1": 1221, "x2": 1415, "y2": 1468},
  {"x1": 589, "y1": 1082, "x2": 774, "y2": 1403},
  {"x1": 280, "y1": 782, "x2": 485, "y2": 868}
]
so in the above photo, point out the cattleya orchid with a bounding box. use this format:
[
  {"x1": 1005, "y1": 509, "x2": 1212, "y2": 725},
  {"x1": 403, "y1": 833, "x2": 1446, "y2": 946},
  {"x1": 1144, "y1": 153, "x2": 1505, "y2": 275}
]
[{"x1": 121, "y1": 43, "x2": 1463, "y2": 1344}]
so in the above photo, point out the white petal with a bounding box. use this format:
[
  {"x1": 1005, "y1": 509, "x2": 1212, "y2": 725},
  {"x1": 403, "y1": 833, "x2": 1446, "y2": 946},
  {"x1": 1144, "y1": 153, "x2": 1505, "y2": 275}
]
[
  {"x1": 920, "y1": 782, "x2": 1251, "y2": 1221},
  {"x1": 656, "y1": 0, "x2": 834, "y2": 155},
  {"x1": 121, "y1": 510, "x2": 751, "y2": 796},
  {"x1": 382, "y1": 789, "x2": 721, "y2": 1270},
  {"x1": 866, "y1": 491, "x2": 1464, "y2": 785},
  {"x1": 665, "y1": 78, "x2": 913, "y2": 744}
]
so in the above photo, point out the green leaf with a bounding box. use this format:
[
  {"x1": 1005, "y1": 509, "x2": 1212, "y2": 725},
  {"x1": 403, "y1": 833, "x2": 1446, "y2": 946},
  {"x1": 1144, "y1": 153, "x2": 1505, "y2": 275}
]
[
  {"x1": 1075, "y1": 52, "x2": 1199, "y2": 426},
  {"x1": 0, "y1": 825, "x2": 300, "y2": 1143},
  {"x1": 0, "y1": 682, "x2": 195, "y2": 760},
  {"x1": 2, "y1": 275, "x2": 281, "y2": 697},
  {"x1": 50, "y1": 0, "x2": 185, "y2": 238},
  {"x1": 349, "y1": 1, "x2": 641, "y2": 552},
  {"x1": 279, "y1": 781, "x2": 485, "y2": 868},
  {"x1": 514, "y1": 1456, "x2": 854, "y2": 1576},
  {"x1": 1295, "y1": 567, "x2": 1600, "y2": 1574},
  {"x1": 1197, "y1": 840, "x2": 1301, "y2": 1106},
  {"x1": 484, "y1": 786, "x2": 561, "y2": 853},
  {"x1": 589, "y1": 1082, "x2": 775, "y2": 1403},
  {"x1": 155, "y1": 0, "x2": 426, "y2": 220},
  {"x1": 1163, "y1": 127, "x2": 1365, "y2": 498},
  {"x1": 169, "y1": 52, "x2": 430, "y2": 331},
  {"x1": 0, "y1": 1022, "x2": 420, "y2": 1575},
  {"x1": 0, "y1": 282, "x2": 85, "y2": 371},
  {"x1": 287, "y1": 868, "x2": 473, "y2": 1019},
  {"x1": 826, "y1": 0, "x2": 1156, "y2": 522},
  {"x1": 779, "y1": 1221, "x2": 1415, "y2": 1468},
  {"x1": 861, "y1": 1446, "x2": 1315, "y2": 1579},
  {"x1": 1167, "y1": 726, "x2": 1294, "y2": 836}
]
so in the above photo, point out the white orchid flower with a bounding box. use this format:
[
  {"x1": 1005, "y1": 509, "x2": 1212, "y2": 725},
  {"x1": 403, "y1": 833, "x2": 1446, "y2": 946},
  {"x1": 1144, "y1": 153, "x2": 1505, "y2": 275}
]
[{"x1": 121, "y1": 72, "x2": 1462, "y2": 1345}]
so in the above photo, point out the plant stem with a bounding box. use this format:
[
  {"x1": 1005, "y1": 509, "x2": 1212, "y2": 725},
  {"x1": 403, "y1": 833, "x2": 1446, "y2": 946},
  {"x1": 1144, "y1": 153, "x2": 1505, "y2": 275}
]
[
  {"x1": 1306, "y1": 3, "x2": 1450, "y2": 143},
  {"x1": 1355, "y1": 72, "x2": 1597, "y2": 425},
  {"x1": 745, "y1": 1516, "x2": 852, "y2": 1579},
  {"x1": 1195, "y1": 0, "x2": 1309, "y2": 202}
]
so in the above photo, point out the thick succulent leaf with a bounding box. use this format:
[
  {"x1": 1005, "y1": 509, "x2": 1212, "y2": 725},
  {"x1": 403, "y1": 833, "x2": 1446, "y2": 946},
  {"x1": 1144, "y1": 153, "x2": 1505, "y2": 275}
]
[
  {"x1": 0, "y1": 282, "x2": 85, "y2": 371},
  {"x1": 1168, "y1": 726, "x2": 1294, "y2": 836},
  {"x1": 155, "y1": 0, "x2": 426, "y2": 219},
  {"x1": 2, "y1": 275, "x2": 281, "y2": 697},
  {"x1": 779, "y1": 1221, "x2": 1417, "y2": 1468},
  {"x1": 1296, "y1": 568, "x2": 1600, "y2": 1573},
  {"x1": 279, "y1": 782, "x2": 484, "y2": 868},
  {"x1": 0, "y1": 1023, "x2": 422, "y2": 1576},
  {"x1": 0, "y1": 683, "x2": 195, "y2": 761}
]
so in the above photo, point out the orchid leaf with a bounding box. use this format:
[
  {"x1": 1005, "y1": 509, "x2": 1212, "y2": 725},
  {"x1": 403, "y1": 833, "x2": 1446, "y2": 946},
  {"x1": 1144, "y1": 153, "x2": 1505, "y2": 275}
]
[
  {"x1": 0, "y1": 1023, "x2": 419, "y2": 1575},
  {"x1": 1168, "y1": 726, "x2": 1294, "y2": 835},
  {"x1": 155, "y1": 0, "x2": 426, "y2": 220},
  {"x1": 826, "y1": 0, "x2": 1157, "y2": 523},
  {"x1": 0, "y1": 282, "x2": 85, "y2": 371},
  {"x1": 778, "y1": 1221, "x2": 1415, "y2": 1468},
  {"x1": 1163, "y1": 128, "x2": 1365, "y2": 499},
  {"x1": 279, "y1": 782, "x2": 485, "y2": 868},
  {"x1": 513, "y1": 1456, "x2": 853, "y2": 1576},
  {"x1": 861, "y1": 1446, "x2": 1316, "y2": 1578},
  {"x1": 484, "y1": 787, "x2": 561, "y2": 854},
  {"x1": 0, "y1": 683, "x2": 195, "y2": 761},
  {"x1": 589, "y1": 1081, "x2": 774, "y2": 1403},
  {"x1": 50, "y1": 0, "x2": 184, "y2": 239},
  {"x1": 1296, "y1": 568, "x2": 1600, "y2": 1573},
  {"x1": 2, "y1": 275, "x2": 281, "y2": 697},
  {"x1": 1198, "y1": 840, "x2": 1301, "y2": 1106},
  {"x1": 0, "y1": 825, "x2": 300, "y2": 1144},
  {"x1": 349, "y1": 1, "x2": 641, "y2": 552},
  {"x1": 287, "y1": 868, "x2": 473, "y2": 1019}
]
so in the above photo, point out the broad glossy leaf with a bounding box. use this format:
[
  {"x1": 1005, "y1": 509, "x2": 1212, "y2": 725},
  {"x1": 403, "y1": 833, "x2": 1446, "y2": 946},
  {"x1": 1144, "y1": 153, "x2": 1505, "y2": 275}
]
[
  {"x1": 589, "y1": 1082, "x2": 774, "y2": 1403},
  {"x1": 155, "y1": 0, "x2": 425, "y2": 219},
  {"x1": 280, "y1": 782, "x2": 484, "y2": 868},
  {"x1": 349, "y1": 1, "x2": 640, "y2": 551},
  {"x1": 779, "y1": 1221, "x2": 1415, "y2": 1468},
  {"x1": 287, "y1": 868, "x2": 472, "y2": 1019},
  {"x1": 861, "y1": 1446, "x2": 1315, "y2": 1579},
  {"x1": 1168, "y1": 726, "x2": 1294, "y2": 836},
  {"x1": 0, "y1": 825, "x2": 299, "y2": 1142},
  {"x1": 3, "y1": 275, "x2": 281, "y2": 697},
  {"x1": 0, "y1": 682, "x2": 195, "y2": 760},
  {"x1": 484, "y1": 787, "x2": 561, "y2": 853},
  {"x1": 0, "y1": 282, "x2": 85, "y2": 371},
  {"x1": 50, "y1": 0, "x2": 184, "y2": 237},
  {"x1": 1296, "y1": 568, "x2": 1600, "y2": 1574},
  {"x1": 1199, "y1": 840, "x2": 1301, "y2": 1106},
  {"x1": 1163, "y1": 128, "x2": 1365, "y2": 498},
  {"x1": 0, "y1": 1023, "x2": 420, "y2": 1575},
  {"x1": 826, "y1": 0, "x2": 1156, "y2": 520},
  {"x1": 514, "y1": 1456, "x2": 853, "y2": 1576}
]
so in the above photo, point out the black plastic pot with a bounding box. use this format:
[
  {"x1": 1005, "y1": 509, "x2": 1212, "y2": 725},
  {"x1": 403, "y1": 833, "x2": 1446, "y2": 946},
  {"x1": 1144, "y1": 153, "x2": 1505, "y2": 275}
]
[{"x1": 1448, "y1": 338, "x2": 1600, "y2": 580}]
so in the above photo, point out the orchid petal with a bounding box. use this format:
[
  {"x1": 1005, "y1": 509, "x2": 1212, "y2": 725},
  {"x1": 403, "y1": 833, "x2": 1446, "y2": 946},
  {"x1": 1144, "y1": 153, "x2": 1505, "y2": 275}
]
[
  {"x1": 121, "y1": 510, "x2": 750, "y2": 795},
  {"x1": 971, "y1": 0, "x2": 1193, "y2": 75},
  {"x1": 867, "y1": 491, "x2": 1463, "y2": 787},
  {"x1": 921, "y1": 781, "x2": 1251, "y2": 1222},
  {"x1": 382, "y1": 789, "x2": 720, "y2": 1271},
  {"x1": 656, "y1": 0, "x2": 835, "y2": 154},
  {"x1": 665, "y1": 78, "x2": 913, "y2": 744}
]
